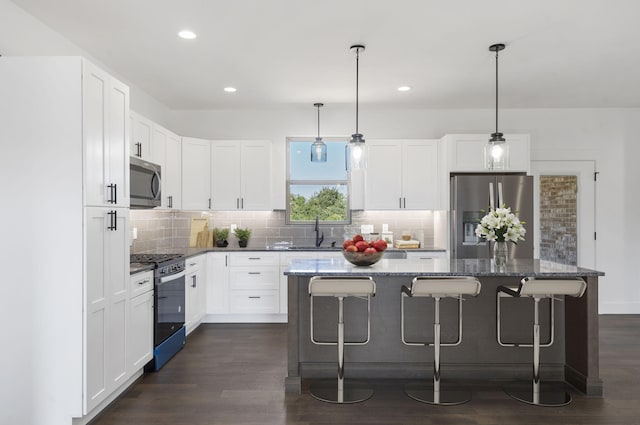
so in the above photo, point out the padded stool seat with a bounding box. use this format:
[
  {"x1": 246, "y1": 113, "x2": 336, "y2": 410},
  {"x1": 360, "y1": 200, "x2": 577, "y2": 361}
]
[
  {"x1": 497, "y1": 277, "x2": 586, "y2": 406},
  {"x1": 308, "y1": 276, "x2": 376, "y2": 404},
  {"x1": 401, "y1": 276, "x2": 481, "y2": 405}
]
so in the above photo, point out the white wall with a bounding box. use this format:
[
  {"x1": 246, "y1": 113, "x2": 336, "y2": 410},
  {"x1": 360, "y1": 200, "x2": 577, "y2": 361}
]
[
  {"x1": 168, "y1": 106, "x2": 640, "y2": 314},
  {"x1": 0, "y1": 0, "x2": 170, "y2": 126}
]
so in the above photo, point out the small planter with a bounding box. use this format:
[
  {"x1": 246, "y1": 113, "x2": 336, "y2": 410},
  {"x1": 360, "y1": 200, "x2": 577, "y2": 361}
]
[
  {"x1": 215, "y1": 239, "x2": 228, "y2": 248},
  {"x1": 234, "y1": 227, "x2": 252, "y2": 249}
]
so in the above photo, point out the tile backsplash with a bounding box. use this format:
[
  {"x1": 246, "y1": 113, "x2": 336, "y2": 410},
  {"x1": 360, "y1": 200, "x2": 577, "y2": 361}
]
[{"x1": 130, "y1": 209, "x2": 442, "y2": 253}]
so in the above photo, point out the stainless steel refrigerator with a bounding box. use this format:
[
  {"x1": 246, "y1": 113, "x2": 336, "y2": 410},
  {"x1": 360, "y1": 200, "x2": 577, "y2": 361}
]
[{"x1": 450, "y1": 173, "x2": 534, "y2": 259}]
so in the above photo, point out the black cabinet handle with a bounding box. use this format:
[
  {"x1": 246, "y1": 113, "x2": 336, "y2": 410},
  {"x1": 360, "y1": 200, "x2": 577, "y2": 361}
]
[
  {"x1": 107, "y1": 210, "x2": 117, "y2": 231},
  {"x1": 168, "y1": 195, "x2": 173, "y2": 208},
  {"x1": 107, "y1": 184, "x2": 116, "y2": 204},
  {"x1": 241, "y1": 198, "x2": 244, "y2": 209},
  {"x1": 248, "y1": 296, "x2": 261, "y2": 299},
  {"x1": 192, "y1": 275, "x2": 197, "y2": 288},
  {"x1": 209, "y1": 198, "x2": 211, "y2": 209},
  {"x1": 403, "y1": 197, "x2": 406, "y2": 208},
  {"x1": 135, "y1": 142, "x2": 141, "y2": 157}
]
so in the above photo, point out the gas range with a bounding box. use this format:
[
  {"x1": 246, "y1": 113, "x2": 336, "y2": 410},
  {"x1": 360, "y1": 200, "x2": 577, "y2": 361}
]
[{"x1": 130, "y1": 252, "x2": 187, "y2": 371}]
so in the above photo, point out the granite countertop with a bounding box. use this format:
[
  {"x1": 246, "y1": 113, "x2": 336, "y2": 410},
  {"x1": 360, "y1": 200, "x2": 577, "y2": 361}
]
[
  {"x1": 283, "y1": 258, "x2": 604, "y2": 277},
  {"x1": 129, "y1": 246, "x2": 448, "y2": 274}
]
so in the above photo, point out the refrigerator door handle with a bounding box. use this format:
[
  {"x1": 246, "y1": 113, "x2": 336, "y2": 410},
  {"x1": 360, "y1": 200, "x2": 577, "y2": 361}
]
[
  {"x1": 497, "y1": 182, "x2": 504, "y2": 207},
  {"x1": 489, "y1": 182, "x2": 495, "y2": 210}
]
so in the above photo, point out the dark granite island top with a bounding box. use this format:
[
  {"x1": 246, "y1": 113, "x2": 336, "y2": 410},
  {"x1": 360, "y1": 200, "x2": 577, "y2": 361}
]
[{"x1": 284, "y1": 258, "x2": 604, "y2": 397}]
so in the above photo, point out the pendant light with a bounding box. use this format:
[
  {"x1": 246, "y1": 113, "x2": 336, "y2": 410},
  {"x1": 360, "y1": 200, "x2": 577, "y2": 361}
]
[
  {"x1": 310, "y1": 103, "x2": 327, "y2": 162},
  {"x1": 485, "y1": 43, "x2": 510, "y2": 170},
  {"x1": 348, "y1": 44, "x2": 366, "y2": 170}
]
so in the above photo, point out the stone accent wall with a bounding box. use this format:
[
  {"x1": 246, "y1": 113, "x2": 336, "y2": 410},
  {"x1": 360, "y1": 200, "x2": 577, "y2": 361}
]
[
  {"x1": 130, "y1": 209, "x2": 437, "y2": 253},
  {"x1": 540, "y1": 175, "x2": 577, "y2": 265}
]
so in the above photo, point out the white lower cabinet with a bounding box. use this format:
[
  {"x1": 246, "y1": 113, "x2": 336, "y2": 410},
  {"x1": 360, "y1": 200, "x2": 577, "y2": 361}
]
[
  {"x1": 85, "y1": 207, "x2": 130, "y2": 413},
  {"x1": 206, "y1": 252, "x2": 230, "y2": 314},
  {"x1": 228, "y1": 252, "x2": 280, "y2": 315},
  {"x1": 185, "y1": 254, "x2": 207, "y2": 334},
  {"x1": 128, "y1": 270, "x2": 153, "y2": 372}
]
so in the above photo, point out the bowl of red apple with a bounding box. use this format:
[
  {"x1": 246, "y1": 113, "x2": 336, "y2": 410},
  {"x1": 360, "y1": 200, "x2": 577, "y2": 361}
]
[{"x1": 341, "y1": 234, "x2": 388, "y2": 266}]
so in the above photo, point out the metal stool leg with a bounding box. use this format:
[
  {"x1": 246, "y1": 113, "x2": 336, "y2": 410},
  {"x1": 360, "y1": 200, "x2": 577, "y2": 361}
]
[
  {"x1": 404, "y1": 297, "x2": 471, "y2": 405},
  {"x1": 310, "y1": 296, "x2": 374, "y2": 404},
  {"x1": 505, "y1": 298, "x2": 572, "y2": 406}
]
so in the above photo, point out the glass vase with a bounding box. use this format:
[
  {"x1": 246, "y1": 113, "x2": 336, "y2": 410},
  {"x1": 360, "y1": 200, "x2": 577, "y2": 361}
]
[{"x1": 493, "y1": 241, "x2": 508, "y2": 267}]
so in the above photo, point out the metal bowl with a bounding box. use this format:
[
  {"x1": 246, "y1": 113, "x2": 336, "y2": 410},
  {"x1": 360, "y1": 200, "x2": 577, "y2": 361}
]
[{"x1": 342, "y1": 250, "x2": 384, "y2": 266}]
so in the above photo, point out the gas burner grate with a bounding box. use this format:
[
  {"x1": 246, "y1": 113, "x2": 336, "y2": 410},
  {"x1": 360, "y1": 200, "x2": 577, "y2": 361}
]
[{"x1": 130, "y1": 253, "x2": 182, "y2": 265}]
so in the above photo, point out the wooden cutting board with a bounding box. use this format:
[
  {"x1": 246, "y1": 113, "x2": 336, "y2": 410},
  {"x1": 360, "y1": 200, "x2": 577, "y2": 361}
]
[
  {"x1": 196, "y1": 228, "x2": 211, "y2": 248},
  {"x1": 189, "y1": 217, "x2": 209, "y2": 247}
]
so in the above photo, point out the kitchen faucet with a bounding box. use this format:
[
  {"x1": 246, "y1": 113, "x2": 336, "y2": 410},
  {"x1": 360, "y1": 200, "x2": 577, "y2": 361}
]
[{"x1": 314, "y1": 215, "x2": 324, "y2": 247}]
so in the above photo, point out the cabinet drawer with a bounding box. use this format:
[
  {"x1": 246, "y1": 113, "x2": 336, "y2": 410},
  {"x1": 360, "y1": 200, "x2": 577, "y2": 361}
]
[
  {"x1": 230, "y1": 290, "x2": 279, "y2": 314},
  {"x1": 230, "y1": 252, "x2": 279, "y2": 266},
  {"x1": 230, "y1": 267, "x2": 279, "y2": 290},
  {"x1": 130, "y1": 270, "x2": 153, "y2": 298},
  {"x1": 186, "y1": 254, "x2": 205, "y2": 272}
]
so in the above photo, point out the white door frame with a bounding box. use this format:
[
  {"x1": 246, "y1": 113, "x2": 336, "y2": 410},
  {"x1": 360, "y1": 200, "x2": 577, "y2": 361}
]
[{"x1": 531, "y1": 160, "x2": 596, "y2": 269}]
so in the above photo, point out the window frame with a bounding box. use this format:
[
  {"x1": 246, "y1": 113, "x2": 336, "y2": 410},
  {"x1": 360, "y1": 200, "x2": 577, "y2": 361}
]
[{"x1": 285, "y1": 137, "x2": 351, "y2": 225}]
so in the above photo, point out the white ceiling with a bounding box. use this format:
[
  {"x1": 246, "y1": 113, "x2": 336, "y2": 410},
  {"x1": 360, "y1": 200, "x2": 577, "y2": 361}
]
[{"x1": 10, "y1": 0, "x2": 640, "y2": 110}]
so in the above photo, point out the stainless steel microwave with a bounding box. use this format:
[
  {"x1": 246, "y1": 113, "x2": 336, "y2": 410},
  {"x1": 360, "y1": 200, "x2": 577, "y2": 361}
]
[{"x1": 130, "y1": 156, "x2": 161, "y2": 208}]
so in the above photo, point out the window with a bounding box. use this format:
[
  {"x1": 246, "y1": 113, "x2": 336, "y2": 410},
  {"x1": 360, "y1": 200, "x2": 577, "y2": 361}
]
[{"x1": 286, "y1": 138, "x2": 350, "y2": 224}]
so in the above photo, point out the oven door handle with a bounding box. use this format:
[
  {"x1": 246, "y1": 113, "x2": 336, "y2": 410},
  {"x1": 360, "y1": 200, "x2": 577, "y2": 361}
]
[{"x1": 158, "y1": 270, "x2": 186, "y2": 284}]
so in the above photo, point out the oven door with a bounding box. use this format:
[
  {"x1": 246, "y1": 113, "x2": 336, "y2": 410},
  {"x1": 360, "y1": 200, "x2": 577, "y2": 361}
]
[{"x1": 155, "y1": 270, "x2": 186, "y2": 346}]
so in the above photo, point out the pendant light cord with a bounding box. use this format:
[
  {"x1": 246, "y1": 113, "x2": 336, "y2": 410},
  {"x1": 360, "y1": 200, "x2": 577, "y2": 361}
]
[
  {"x1": 317, "y1": 105, "x2": 320, "y2": 138},
  {"x1": 355, "y1": 47, "x2": 360, "y2": 135},
  {"x1": 495, "y1": 47, "x2": 499, "y2": 135}
]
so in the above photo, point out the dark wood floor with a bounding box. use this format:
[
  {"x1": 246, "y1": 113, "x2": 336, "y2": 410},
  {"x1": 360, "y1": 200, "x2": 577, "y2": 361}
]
[{"x1": 93, "y1": 315, "x2": 640, "y2": 425}]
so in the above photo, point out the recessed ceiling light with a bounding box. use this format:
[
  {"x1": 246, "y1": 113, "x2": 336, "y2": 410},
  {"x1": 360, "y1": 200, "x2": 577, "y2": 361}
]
[
  {"x1": 223, "y1": 87, "x2": 237, "y2": 93},
  {"x1": 398, "y1": 86, "x2": 412, "y2": 92},
  {"x1": 178, "y1": 30, "x2": 197, "y2": 40}
]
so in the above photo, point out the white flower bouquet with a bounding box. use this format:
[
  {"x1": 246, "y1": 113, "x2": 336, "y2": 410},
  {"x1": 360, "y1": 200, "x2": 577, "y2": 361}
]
[{"x1": 475, "y1": 206, "x2": 526, "y2": 243}]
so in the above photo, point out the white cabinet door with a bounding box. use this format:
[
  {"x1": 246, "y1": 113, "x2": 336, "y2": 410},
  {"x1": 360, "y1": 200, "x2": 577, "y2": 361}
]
[
  {"x1": 182, "y1": 137, "x2": 211, "y2": 210},
  {"x1": 165, "y1": 131, "x2": 182, "y2": 209},
  {"x1": 365, "y1": 140, "x2": 439, "y2": 210},
  {"x1": 241, "y1": 141, "x2": 271, "y2": 210},
  {"x1": 85, "y1": 207, "x2": 130, "y2": 413},
  {"x1": 130, "y1": 111, "x2": 153, "y2": 160},
  {"x1": 365, "y1": 140, "x2": 403, "y2": 209},
  {"x1": 128, "y1": 289, "x2": 153, "y2": 371},
  {"x1": 403, "y1": 140, "x2": 439, "y2": 210},
  {"x1": 210, "y1": 140, "x2": 272, "y2": 211},
  {"x1": 185, "y1": 255, "x2": 206, "y2": 334},
  {"x1": 206, "y1": 253, "x2": 229, "y2": 314},
  {"x1": 444, "y1": 134, "x2": 530, "y2": 173},
  {"x1": 83, "y1": 61, "x2": 130, "y2": 208},
  {"x1": 210, "y1": 142, "x2": 241, "y2": 210}
]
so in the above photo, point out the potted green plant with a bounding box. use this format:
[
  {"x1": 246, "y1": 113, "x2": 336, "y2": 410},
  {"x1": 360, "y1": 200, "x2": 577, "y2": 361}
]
[
  {"x1": 235, "y1": 227, "x2": 252, "y2": 248},
  {"x1": 213, "y1": 227, "x2": 229, "y2": 247}
]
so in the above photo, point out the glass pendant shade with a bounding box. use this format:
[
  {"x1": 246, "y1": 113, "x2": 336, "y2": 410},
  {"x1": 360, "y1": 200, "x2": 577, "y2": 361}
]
[
  {"x1": 311, "y1": 137, "x2": 327, "y2": 162},
  {"x1": 484, "y1": 139, "x2": 509, "y2": 170},
  {"x1": 310, "y1": 103, "x2": 327, "y2": 162},
  {"x1": 348, "y1": 133, "x2": 366, "y2": 170}
]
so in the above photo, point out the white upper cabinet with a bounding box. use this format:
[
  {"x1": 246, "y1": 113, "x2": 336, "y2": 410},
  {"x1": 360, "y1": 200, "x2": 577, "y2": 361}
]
[
  {"x1": 151, "y1": 121, "x2": 182, "y2": 209},
  {"x1": 365, "y1": 139, "x2": 440, "y2": 210},
  {"x1": 210, "y1": 140, "x2": 272, "y2": 211},
  {"x1": 442, "y1": 134, "x2": 531, "y2": 173},
  {"x1": 165, "y1": 131, "x2": 183, "y2": 209},
  {"x1": 182, "y1": 137, "x2": 212, "y2": 210},
  {"x1": 130, "y1": 111, "x2": 153, "y2": 160},
  {"x1": 83, "y1": 60, "x2": 130, "y2": 208}
]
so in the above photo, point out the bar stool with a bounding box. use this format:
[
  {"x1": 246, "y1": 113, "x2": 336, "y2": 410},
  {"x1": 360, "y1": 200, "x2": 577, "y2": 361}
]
[
  {"x1": 497, "y1": 277, "x2": 587, "y2": 406},
  {"x1": 308, "y1": 276, "x2": 376, "y2": 404},
  {"x1": 401, "y1": 276, "x2": 481, "y2": 405}
]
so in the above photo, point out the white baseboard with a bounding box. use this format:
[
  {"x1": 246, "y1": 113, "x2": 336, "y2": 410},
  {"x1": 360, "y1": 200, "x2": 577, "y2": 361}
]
[
  {"x1": 72, "y1": 369, "x2": 143, "y2": 425},
  {"x1": 203, "y1": 313, "x2": 287, "y2": 323}
]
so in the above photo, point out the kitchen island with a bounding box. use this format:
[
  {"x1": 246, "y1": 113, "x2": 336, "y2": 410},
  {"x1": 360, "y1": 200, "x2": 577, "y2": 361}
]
[{"x1": 284, "y1": 258, "x2": 604, "y2": 396}]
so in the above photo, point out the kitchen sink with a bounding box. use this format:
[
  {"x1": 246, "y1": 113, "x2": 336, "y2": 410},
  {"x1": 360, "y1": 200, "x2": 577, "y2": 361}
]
[{"x1": 287, "y1": 246, "x2": 341, "y2": 251}]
